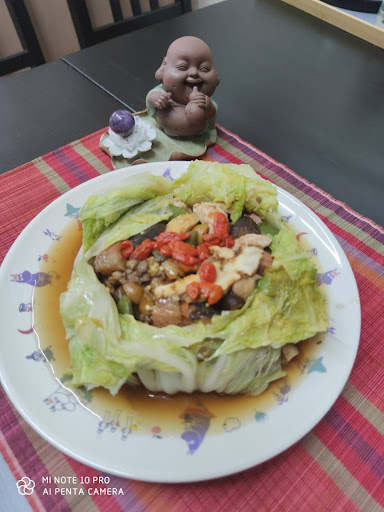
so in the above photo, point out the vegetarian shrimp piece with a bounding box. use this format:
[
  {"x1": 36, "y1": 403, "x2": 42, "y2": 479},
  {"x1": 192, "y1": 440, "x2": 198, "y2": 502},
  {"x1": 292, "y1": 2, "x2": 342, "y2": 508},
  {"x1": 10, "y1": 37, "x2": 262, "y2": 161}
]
[
  {"x1": 154, "y1": 274, "x2": 200, "y2": 299},
  {"x1": 193, "y1": 202, "x2": 228, "y2": 233},
  {"x1": 233, "y1": 233, "x2": 272, "y2": 251}
]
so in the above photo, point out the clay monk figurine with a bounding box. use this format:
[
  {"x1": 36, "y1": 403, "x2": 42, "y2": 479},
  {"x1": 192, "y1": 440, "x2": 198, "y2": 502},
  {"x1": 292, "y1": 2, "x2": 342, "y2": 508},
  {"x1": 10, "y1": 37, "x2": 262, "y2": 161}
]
[{"x1": 146, "y1": 36, "x2": 220, "y2": 138}]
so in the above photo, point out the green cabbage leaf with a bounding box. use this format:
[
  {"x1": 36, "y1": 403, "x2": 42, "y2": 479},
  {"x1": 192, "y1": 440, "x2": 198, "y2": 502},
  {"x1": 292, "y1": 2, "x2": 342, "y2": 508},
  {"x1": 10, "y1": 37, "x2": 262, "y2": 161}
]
[
  {"x1": 172, "y1": 161, "x2": 278, "y2": 221},
  {"x1": 80, "y1": 173, "x2": 173, "y2": 251},
  {"x1": 84, "y1": 193, "x2": 174, "y2": 259}
]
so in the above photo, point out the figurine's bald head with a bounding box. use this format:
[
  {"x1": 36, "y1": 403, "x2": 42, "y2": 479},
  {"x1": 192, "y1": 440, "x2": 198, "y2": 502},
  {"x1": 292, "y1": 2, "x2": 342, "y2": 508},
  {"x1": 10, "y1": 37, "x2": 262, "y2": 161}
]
[{"x1": 155, "y1": 36, "x2": 220, "y2": 105}]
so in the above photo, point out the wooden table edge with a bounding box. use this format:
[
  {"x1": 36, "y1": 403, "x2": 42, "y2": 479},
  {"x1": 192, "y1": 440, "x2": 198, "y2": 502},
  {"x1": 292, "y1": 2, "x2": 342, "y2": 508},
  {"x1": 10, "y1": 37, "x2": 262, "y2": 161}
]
[{"x1": 282, "y1": 0, "x2": 384, "y2": 49}]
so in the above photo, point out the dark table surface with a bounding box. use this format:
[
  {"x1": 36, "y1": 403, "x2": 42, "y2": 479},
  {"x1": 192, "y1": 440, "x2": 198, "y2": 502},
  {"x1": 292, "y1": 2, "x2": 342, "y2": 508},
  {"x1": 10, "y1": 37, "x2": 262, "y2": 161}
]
[
  {"x1": 1, "y1": 0, "x2": 383, "y2": 226},
  {"x1": 0, "y1": 61, "x2": 122, "y2": 174}
]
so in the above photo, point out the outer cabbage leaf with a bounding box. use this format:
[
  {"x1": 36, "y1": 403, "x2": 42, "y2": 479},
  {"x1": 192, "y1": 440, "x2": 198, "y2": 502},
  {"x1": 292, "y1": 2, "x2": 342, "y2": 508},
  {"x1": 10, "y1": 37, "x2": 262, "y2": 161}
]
[
  {"x1": 172, "y1": 161, "x2": 278, "y2": 222},
  {"x1": 137, "y1": 346, "x2": 285, "y2": 395},
  {"x1": 59, "y1": 260, "x2": 129, "y2": 393},
  {"x1": 80, "y1": 173, "x2": 173, "y2": 251},
  {"x1": 232, "y1": 163, "x2": 279, "y2": 217},
  {"x1": 68, "y1": 340, "x2": 131, "y2": 393},
  {"x1": 270, "y1": 228, "x2": 314, "y2": 279},
  {"x1": 84, "y1": 193, "x2": 174, "y2": 259}
]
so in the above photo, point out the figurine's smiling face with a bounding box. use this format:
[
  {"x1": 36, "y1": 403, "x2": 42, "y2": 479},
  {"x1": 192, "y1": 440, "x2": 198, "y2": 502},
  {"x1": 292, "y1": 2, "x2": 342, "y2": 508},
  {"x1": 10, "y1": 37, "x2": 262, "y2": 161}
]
[{"x1": 156, "y1": 37, "x2": 219, "y2": 105}]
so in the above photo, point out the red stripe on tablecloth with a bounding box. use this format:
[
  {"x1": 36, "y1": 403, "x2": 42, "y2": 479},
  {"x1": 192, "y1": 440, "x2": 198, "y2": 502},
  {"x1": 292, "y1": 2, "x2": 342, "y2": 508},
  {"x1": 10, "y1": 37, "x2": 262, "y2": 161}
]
[
  {"x1": 208, "y1": 144, "x2": 258, "y2": 169},
  {"x1": 0, "y1": 163, "x2": 60, "y2": 265},
  {"x1": 314, "y1": 416, "x2": 384, "y2": 504},
  {"x1": 1, "y1": 393, "x2": 72, "y2": 511},
  {"x1": 64, "y1": 457, "x2": 125, "y2": 512}
]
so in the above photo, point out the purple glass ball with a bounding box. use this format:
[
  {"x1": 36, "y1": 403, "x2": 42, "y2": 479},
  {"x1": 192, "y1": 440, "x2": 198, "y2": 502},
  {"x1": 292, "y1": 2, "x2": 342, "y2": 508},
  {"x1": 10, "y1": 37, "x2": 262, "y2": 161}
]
[{"x1": 109, "y1": 110, "x2": 135, "y2": 137}]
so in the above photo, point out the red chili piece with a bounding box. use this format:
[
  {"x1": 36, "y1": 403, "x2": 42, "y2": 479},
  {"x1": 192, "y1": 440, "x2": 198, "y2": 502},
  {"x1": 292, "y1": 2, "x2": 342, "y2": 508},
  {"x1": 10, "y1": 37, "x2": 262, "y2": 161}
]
[
  {"x1": 208, "y1": 284, "x2": 224, "y2": 305},
  {"x1": 169, "y1": 240, "x2": 199, "y2": 266},
  {"x1": 213, "y1": 212, "x2": 229, "y2": 237},
  {"x1": 224, "y1": 235, "x2": 234, "y2": 248},
  {"x1": 197, "y1": 243, "x2": 210, "y2": 261},
  {"x1": 199, "y1": 282, "x2": 214, "y2": 298},
  {"x1": 198, "y1": 281, "x2": 224, "y2": 305},
  {"x1": 159, "y1": 244, "x2": 172, "y2": 257},
  {"x1": 178, "y1": 262, "x2": 200, "y2": 273},
  {"x1": 121, "y1": 240, "x2": 134, "y2": 259},
  {"x1": 199, "y1": 262, "x2": 216, "y2": 282},
  {"x1": 202, "y1": 233, "x2": 222, "y2": 246},
  {"x1": 154, "y1": 232, "x2": 189, "y2": 244},
  {"x1": 168, "y1": 241, "x2": 197, "y2": 254},
  {"x1": 202, "y1": 233, "x2": 234, "y2": 248},
  {"x1": 131, "y1": 239, "x2": 154, "y2": 260},
  {"x1": 154, "y1": 232, "x2": 190, "y2": 251},
  {"x1": 186, "y1": 282, "x2": 200, "y2": 301},
  {"x1": 178, "y1": 254, "x2": 199, "y2": 266}
]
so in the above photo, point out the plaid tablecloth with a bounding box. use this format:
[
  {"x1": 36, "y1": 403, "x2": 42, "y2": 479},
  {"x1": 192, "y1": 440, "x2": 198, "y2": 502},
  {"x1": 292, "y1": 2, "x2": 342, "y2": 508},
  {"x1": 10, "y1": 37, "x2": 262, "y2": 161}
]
[{"x1": 0, "y1": 126, "x2": 383, "y2": 512}]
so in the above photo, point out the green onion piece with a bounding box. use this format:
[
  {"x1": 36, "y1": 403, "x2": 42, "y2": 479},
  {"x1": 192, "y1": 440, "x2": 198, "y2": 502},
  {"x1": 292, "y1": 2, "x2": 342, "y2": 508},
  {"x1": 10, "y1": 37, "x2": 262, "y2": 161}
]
[
  {"x1": 152, "y1": 249, "x2": 166, "y2": 262},
  {"x1": 117, "y1": 296, "x2": 133, "y2": 315},
  {"x1": 186, "y1": 230, "x2": 198, "y2": 246},
  {"x1": 169, "y1": 205, "x2": 190, "y2": 218}
]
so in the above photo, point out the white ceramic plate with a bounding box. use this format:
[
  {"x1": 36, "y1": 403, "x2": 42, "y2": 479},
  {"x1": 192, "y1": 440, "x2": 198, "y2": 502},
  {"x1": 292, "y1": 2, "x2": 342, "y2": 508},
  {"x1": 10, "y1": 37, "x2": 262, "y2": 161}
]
[{"x1": 0, "y1": 161, "x2": 360, "y2": 482}]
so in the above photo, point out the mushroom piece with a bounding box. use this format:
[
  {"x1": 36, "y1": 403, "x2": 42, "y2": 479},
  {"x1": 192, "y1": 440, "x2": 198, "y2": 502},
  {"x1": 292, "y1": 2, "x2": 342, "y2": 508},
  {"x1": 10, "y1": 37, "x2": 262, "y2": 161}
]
[
  {"x1": 232, "y1": 275, "x2": 260, "y2": 300},
  {"x1": 129, "y1": 222, "x2": 167, "y2": 248},
  {"x1": 189, "y1": 302, "x2": 220, "y2": 322},
  {"x1": 218, "y1": 290, "x2": 245, "y2": 311},
  {"x1": 229, "y1": 216, "x2": 260, "y2": 239}
]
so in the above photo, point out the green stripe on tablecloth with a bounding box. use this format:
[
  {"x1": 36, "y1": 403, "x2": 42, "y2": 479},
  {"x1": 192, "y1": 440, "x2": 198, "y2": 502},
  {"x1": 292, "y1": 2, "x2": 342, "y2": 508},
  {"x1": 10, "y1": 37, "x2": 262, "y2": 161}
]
[
  {"x1": 302, "y1": 432, "x2": 383, "y2": 511},
  {"x1": 33, "y1": 157, "x2": 71, "y2": 195},
  {"x1": 343, "y1": 383, "x2": 384, "y2": 435},
  {"x1": 216, "y1": 136, "x2": 381, "y2": 252},
  {"x1": 70, "y1": 141, "x2": 111, "y2": 175}
]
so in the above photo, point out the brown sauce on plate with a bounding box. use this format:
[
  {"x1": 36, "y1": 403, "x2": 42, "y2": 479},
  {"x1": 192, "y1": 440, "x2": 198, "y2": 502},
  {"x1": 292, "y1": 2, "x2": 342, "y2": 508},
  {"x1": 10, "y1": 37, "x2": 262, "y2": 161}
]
[{"x1": 33, "y1": 220, "x2": 323, "y2": 439}]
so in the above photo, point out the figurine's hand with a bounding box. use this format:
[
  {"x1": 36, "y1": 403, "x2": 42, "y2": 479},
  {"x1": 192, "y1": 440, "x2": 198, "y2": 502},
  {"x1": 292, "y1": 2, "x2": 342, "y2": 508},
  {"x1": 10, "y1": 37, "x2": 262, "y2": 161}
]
[
  {"x1": 189, "y1": 87, "x2": 211, "y2": 109},
  {"x1": 152, "y1": 91, "x2": 172, "y2": 110},
  {"x1": 155, "y1": 91, "x2": 172, "y2": 109}
]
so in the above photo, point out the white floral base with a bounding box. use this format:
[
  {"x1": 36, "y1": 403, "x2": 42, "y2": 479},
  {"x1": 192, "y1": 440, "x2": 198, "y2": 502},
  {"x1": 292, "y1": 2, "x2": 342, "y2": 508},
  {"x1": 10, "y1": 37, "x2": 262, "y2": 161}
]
[{"x1": 102, "y1": 117, "x2": 157, "y2": 158}]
